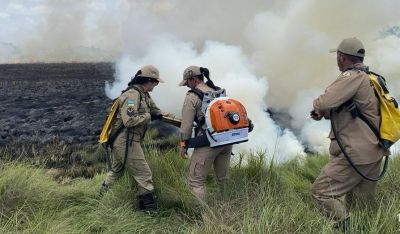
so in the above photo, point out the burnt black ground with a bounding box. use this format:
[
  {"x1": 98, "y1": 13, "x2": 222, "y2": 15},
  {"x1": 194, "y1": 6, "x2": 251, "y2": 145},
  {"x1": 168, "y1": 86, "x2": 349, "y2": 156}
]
[{"x1": 0, "y1": 63, "x2": 115, "y2": 147}]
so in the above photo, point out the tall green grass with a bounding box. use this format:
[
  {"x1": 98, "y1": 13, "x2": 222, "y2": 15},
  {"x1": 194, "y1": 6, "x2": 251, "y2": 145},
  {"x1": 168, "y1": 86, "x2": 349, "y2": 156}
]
[{"x1": 0, "y1": 141, "x2": 399, "y2": 233}]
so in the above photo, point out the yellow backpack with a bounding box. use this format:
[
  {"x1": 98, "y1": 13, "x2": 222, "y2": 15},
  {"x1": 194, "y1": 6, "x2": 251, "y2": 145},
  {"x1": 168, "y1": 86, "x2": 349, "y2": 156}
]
[
  {"x1": 99, "y1": 99, "x2": 121, "y2": 145},
  {"x1": 368, "y1": 72, "x2": 400, "y2": 149}
]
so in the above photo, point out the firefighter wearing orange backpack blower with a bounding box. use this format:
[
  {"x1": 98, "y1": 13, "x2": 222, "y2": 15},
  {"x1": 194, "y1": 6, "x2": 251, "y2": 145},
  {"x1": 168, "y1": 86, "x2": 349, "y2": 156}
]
[
  {"x1": 97, "y1": 65, "x2": 165, "y2": 211},
  {"x1": 310, "y1": 38, "x2": 399, "y2": 232},
  {"x1": 178, "y1": 66, "x2": 254, "y2": 201}
]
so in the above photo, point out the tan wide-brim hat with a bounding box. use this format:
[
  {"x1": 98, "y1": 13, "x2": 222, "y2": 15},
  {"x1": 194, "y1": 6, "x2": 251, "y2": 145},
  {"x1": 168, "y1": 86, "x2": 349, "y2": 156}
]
[
  {"x1": 330, "y1": 37, "x2": 365, "y2": 57},
  {"x1": 139, "y1": 65, "x2": 165, "y2": 83},
  {"x1": 179, "y1": 66, "x2": 202, "y2": 86}
]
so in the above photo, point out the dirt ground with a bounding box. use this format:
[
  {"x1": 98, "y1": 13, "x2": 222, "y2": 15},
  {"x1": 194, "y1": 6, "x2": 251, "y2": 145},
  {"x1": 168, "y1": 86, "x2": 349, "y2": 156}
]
[{"x1": 0, "y1": 63, "x2": 115, "y2": 147}]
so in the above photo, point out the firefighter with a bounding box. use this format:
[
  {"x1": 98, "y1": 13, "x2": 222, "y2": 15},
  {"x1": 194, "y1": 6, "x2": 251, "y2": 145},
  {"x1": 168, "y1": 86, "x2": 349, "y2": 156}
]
[
  {"x1": 178, "y1": 66, "x2": 233, "y2": 200},
  {"x1": 310, "y1": 38, "x2": 390, "y2": 231},
  {"x1": 98, "y1": 65, "x2": 164, "y2": 211}
]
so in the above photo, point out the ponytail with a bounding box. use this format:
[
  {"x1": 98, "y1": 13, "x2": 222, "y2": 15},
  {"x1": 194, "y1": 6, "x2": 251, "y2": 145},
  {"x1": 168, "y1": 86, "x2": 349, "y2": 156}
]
[
  {"x1": 128, "y1": 70, "x2": 142, "y2": 86},
  {"x1": 123, "y1": 70, "x2": 154, "y2": 94},
  {"x1": 200, "y1": 67, "x2": 210, "y2": 79},
  {"x1": 200, "y1": 67, "x2": 220, "y2": 91}
]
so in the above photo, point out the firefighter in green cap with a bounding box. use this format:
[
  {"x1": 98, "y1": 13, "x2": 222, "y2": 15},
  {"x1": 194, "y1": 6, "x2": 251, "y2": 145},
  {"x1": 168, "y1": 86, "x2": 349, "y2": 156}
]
[
  {"x1": 98, "y1": 65, "x2": 165, "y2": 211},
  {"x1": 310, "y1": 38, "x2": 390, "y2": 231}
]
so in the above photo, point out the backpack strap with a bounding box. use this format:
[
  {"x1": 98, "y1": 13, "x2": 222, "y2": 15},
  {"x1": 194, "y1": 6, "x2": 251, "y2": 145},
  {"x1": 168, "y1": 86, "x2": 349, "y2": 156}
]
[
  {"x1": 336, "y1": 99, "x2": 382, "y2": 148},
  {"x1": 370, "y1": 72, "x2": 398, "y2": 109},
  {"x1": 187, "y1": 88, "x2": 206, "y2": 134},
  {"x1": 368, "y1": 71, "x2": 390, "y2": 94},
  {"x1": 188, "y1": 88, "x2": 204, "y2": 100},
  {"x1": 354, "y1": 107, "x2": 381, "y2": 141},
  {"x1": 349, "y1": 67, "x2": 389, "y2": 95}
]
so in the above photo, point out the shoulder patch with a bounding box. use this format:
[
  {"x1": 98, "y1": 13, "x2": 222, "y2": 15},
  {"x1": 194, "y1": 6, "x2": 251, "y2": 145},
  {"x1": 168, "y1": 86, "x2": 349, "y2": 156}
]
[
  {"x1": 127, "y1": 106, "x2": 135, "y2": 116},
  {"x1": 127, "y1": 99, "x2": 135, "y2": 107},
  {"x1": 342, "y1": 71, "x2": 351, "y2": 77}
]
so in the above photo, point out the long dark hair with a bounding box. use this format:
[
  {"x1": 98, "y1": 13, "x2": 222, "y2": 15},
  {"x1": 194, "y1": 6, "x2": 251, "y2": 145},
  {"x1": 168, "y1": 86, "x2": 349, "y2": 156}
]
[
  {"x1": 127, "y1": 70, "x2": 157, "y2": 86},
  {"x1": 198, "y1": 67, "x2": 220, "y2": 90},
  {"x1": 121, "y1": 70, "x2": 157, "y2": 94}
]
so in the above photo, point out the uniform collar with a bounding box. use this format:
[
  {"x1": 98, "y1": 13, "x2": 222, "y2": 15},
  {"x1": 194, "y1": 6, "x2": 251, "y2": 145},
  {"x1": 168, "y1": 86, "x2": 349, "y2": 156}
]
[
  {"x1": 194, "y1": 82, "x2": 207, "y2": 90},
  {"x1": 346, "y1": 63, "x2": 369, "y2": 72},
  {"x1": 133, "y1": 84, "x2": 147, "y2": 93}
]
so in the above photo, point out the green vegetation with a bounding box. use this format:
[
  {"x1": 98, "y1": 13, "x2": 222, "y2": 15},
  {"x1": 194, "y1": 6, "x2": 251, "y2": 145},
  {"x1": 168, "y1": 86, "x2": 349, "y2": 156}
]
[{"x1": 0, "y1": 137, "x2": 399, "y2": 233}]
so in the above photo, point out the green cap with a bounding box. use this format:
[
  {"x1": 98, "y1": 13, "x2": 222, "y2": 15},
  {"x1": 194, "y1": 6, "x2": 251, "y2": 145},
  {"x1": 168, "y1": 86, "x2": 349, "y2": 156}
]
[
  {"x1": 330, "y1": 37, "x2": 365, "y2": 57},
  {"x1": 179, "y1": 66, "x2": 202, "y2": 86},
  {"x1": 139, "y1": 65, "x2": 164, "y2": 83}
]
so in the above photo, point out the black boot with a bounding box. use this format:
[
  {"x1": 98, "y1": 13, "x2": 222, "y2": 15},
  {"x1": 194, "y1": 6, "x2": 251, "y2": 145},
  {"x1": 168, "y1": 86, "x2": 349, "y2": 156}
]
[
  {"x1": 96, "y1": 181, "x2": 109, "y2": 198},
  {"x1": 137, "y1": 191, "x2": 157, "y2": 211},
  {"x1": 334, "y1": 217, "x2": 350, "y2": 234}
]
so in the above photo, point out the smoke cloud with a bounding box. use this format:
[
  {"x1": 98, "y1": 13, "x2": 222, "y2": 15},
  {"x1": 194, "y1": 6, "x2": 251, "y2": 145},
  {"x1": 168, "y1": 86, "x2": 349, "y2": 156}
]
[
  {"x1": 105, "y1": 37, "x2": 305, "y2": 161},
  {"x1": 2, "y1": 0, "x2": 400, "y2": 156}
]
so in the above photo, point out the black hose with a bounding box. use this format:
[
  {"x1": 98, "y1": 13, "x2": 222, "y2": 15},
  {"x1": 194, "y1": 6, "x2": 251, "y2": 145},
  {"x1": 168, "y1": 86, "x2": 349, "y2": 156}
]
[
  {"x1": 330, "y1": 110, "x2": 389, "y2": 181},
  {"x1": 106, "y1": 129, "x2": 130, "y2": 174},
  {"x1": 103, "y1": 144, "x2": 112, "y2": 171}
]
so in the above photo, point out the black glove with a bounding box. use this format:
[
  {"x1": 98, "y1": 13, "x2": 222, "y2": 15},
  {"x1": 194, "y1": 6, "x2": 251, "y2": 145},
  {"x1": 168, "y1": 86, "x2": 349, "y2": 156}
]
[
  {"x1": 310, "y1": 110, "x2": 323, "y2": 121},
  {"x1": 151, "y1": 113, "x2": 163, "y2": 121},
  {"x1": 248, "y1": 119, "x2": 254, "y2": 133},
  {"x1": 310, "y1": 110, "x2": 318, "y2": 118}
]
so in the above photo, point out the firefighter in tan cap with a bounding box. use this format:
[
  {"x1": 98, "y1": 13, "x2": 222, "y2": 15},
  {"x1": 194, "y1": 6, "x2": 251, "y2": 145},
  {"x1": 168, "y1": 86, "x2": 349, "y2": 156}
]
[
  {"x1": 310, "y1": 38, "x2": 390, "y2": 231},
  {"x1": 98, "y1": 65, "x2": 165, "y2": 211},
  {"x1": 178, "y1": 66, "x2": 233, "y2": 201}
]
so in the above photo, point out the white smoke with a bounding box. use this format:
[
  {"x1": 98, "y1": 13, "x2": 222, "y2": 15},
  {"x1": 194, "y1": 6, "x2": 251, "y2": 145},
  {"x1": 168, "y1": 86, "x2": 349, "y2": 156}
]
[
  {"x1": 242, "y1": 0, "x2": 400, "y2": 156},
  {"x1": 391, "y1": 142, "x2": 400, "y2": 155},
  {"x1": 246, "y1": 0, "x2": 400, "y2": 157},
  {"x1": 0, "y1": 42, "x2": 22, "y2": 63},
  {"x1": 105, "y1": 36, "x2": 305, "y2": 161},
  {"x1": 2, "y1": 0, "x2": 400, "y2": 159},
  {"x1": 289, "y1": 89, "x2": 330, "y2": 154}
]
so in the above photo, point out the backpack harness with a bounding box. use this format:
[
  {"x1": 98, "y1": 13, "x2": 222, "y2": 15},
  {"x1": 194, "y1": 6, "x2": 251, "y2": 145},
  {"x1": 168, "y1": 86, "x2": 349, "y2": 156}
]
[{"x1": 332, "y1": 68, "x2": 399, "y2": 181}]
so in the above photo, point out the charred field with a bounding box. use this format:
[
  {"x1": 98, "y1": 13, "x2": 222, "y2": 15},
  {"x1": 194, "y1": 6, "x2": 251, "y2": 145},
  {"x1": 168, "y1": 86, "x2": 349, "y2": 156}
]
[
  {"x1": 0, "y1": 62, "x2": 115, "y2": 148},
  {"x1": 0, "y1": 62, "x2": 116, "y2": 179}
]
